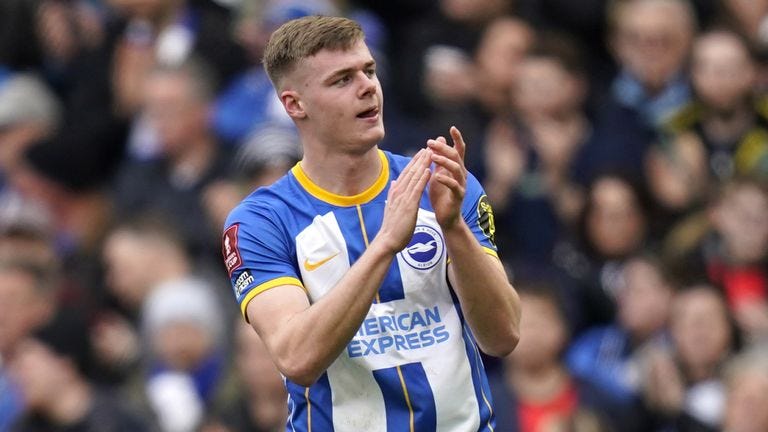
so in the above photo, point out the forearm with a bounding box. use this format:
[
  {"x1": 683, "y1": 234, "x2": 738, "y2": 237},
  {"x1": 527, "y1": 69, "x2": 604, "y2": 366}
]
[
  {"x1": 444, "y1": 222, "x2": 520, "y2": 357},
  {"x1": 256, "y1": 240, "x2": 396, "y2": 385}
]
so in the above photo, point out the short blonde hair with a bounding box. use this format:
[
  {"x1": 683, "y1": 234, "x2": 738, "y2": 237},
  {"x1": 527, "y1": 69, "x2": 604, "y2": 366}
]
[{"x1": 263, "y1": 16, "x2": 364, "y2": 89}]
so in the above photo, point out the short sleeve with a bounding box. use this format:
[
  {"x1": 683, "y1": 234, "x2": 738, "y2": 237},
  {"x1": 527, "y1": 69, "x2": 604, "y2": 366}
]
[
  {"x1": 223, "y1": 201, "x2": 304, "y2": 320},
  {"x1": 460, "y1": 172, "x2": 498, "y2": 258}
]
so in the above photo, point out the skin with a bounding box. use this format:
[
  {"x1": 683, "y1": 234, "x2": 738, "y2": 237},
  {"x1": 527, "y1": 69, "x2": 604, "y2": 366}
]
[{"x1": 246, "y1": 38, "x2": 520, "y2": 386}]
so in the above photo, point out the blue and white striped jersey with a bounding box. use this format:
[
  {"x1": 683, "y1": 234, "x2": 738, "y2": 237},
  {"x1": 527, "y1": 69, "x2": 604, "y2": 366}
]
[{"x1": 223, "y1": 149, "x2": 499, "y2": 432}]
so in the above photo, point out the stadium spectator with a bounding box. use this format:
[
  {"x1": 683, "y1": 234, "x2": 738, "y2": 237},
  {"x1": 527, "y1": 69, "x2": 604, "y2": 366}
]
[
  {"x1": 641, "y1": 283, "x2": 736, "y2": 431},
  {"x1": 647, "y1": 29, "x2": 768, "y2": 217},
  {"x1": 8, "y1": 335, "x2": 150, "y2": 431},
  {"x1": 483, "y1": 33, "x2": 589, "y2": 262},
  {"x1": 554, "y1": 173, "x2": 651, "y2": 328},
  {"x1": 665, "y1": 178, "x2": 768, "y2": 343},
  {"x1": 112, "y1": 58, "x2": 231, "y2": 267},
  {"x1": 203, "y1": 320, "x2": 287, "y2": 432},
  {"x1": 573, "y1": 0, "x2": 695, "y2": 184},
  {"x1": 491, "y1": 280, "x2": 611, "y2": 432},
  {"x1": 566, "y1": 254, "x2": 673, "y2": 431}
]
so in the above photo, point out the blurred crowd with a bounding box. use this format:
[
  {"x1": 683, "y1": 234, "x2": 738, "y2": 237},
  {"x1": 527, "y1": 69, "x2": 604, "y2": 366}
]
[{"x1": 1, "y1": 0, "x2": 768, "y2": 431}]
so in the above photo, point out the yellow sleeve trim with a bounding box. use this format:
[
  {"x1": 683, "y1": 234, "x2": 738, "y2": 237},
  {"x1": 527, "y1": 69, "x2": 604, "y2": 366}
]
[
  {"x1": 447, "y1": 246, "x2": 498, "y2": 264},
  {"x1": 240, "y1": 276, "x2": 305, "y2": 321},
  {"x1": 482, "y1": 247, "x2": 499, "y2": 259}
]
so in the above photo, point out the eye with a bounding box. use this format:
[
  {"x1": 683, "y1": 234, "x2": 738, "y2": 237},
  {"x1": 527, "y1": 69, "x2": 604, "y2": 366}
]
[
  {"x1": 334, "y1": 75, "x2": 351, "y2": 87},
  {"x1": 365, "y1": 68, "x2": 376, "y2": 78}
]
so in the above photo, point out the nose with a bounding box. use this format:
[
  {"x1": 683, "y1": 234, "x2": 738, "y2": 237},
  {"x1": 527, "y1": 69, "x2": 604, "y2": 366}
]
[{"x1": 357, "y1": 71, "x2": 377, "y2": 98}]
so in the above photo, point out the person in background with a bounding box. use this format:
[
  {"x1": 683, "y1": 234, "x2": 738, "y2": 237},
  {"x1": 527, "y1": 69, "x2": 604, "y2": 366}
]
[
  {"x1": 665, "y1": 177, "x2": 768, "y2": 343},
  {"x1": 574, "y1": 0, "x2": 695, "y2": 184},
  {"x1": 112, "y1": 58, "x2": 231, "y2": 268},
  {"x1": 641, "y1": 283, "x2": 736, "y2": 432},
  {"x1": 0, "y1": 73, "x2": 61, "y2": 190},
  {"x1": 554, "y1": 173, "x2": 651, "y2": 329},
  {"x1": 141, "y1": 277, "x2": 227, "y2": 432},
  {"x1": 647, "y1": 29, "x2": 768, "y2": 219},
  {"x1": 491, "y1": 280, "x2": 610, "y2": 432},
  {"x1": 8, "y1": 335, "x2": 150, "y2": 432},
  {"x1": 483, "y1": 33, "x2": 590, "y2": 263},
  {"x1": 203, "y1": 320, "x2": 287, "y2": 432},
  {"x1": 566, "y1": 253, "x2": 673, "y2": 431}
]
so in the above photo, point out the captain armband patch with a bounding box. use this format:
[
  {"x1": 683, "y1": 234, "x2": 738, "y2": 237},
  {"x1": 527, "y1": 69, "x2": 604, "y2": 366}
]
[{"x1": 476, "y1": 195, "x2": 496, "y2": 247}]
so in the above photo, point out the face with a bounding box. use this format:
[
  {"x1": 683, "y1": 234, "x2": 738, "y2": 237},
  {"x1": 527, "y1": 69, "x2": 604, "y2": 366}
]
[
  {"x1": 713, "y1": 184, "x2": 768, "y2": 264},
  {"x1": 143, "y1": 71, "x2": 209, "y2": 157},
  {"x1": 692, "y1": 32, "x2": 755, "y2": 111},
  {"x1": 508, "y1": 293, "x2": 568, "y2": 369},
  {"x1": 613, "y1": 0, "x2": 692, "y2": 90},
  {"x1": 617, "y1": 258, "x2": 671, "y2": 339},
  {"x1": 670, "y1": 287, "x2": 731, "y2": 372},
  {"x1": 514, "y1": 57, "x2": 583, "y2": 119},
  {"x1": 0, "y1": 269, "x2": 50, "y2": 355},
  {"x1": 152, "y1": 321, "x2": 214, "y2": 372},
  {"x1": 586, "y1": 177, "x2": 646, "y2": 258},
  {"x1": 475, "y1": 18, "x2": 533, "y2": 91},
  {"x1": 283, "y1": 39, "x2": 384, "y2": 154},
  {"x1": 103, "y1": 231, "x2": 154, "y2": 309}
]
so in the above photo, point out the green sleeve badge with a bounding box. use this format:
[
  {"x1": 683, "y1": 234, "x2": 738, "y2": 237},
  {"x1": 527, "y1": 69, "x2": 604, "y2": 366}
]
[{"x1": 477, "y1": 195, "x2": 496, "y2": 246}]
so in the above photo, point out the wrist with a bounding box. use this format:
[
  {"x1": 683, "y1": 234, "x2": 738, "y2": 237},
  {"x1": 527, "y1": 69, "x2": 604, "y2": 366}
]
[{"x1": 440, "y1": 218, "x2": 470, "y2": 238}]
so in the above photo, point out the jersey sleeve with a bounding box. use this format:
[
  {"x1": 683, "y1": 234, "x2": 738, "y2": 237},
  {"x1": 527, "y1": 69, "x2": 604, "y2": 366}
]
[
  {"x1": 460, "y1": 172, "x2": 498, "y2": 258},
  {"x1": 223, "y1": 201, "x2": 304, "y2": 320}
]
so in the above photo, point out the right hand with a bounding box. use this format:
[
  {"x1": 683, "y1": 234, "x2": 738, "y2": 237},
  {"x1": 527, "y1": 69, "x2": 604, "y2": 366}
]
[{"x1": 373, "y1": 149, "x2": 432, "y2": 254}]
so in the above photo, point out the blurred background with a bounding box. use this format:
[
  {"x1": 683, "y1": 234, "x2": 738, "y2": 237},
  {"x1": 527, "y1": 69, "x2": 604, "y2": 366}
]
[{"x1": 1, "y1": 0, "x2": 768, "y2": 431}]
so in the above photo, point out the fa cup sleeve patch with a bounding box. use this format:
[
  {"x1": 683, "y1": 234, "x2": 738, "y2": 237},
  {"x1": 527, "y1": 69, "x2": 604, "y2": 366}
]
[
  {"x1": 223, "y1": 224, "x2": 243, "y2": 277},
  {"x1": 477, "y1": 195, "x2": 496, "y2": 246}
]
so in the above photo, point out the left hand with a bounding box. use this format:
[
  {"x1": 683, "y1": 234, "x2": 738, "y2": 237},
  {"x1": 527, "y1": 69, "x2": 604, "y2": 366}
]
[{"x1": 428, "y1": 126, "x2": 467, "y2": 230}]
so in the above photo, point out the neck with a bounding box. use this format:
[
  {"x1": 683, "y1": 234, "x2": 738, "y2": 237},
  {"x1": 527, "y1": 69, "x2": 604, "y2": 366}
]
[
  {"x1": 44, "y1": 379, "x2": 92, "y2": 425},
  {"x1": 300, "y1": 147, "x2": 382, "y2": 196}
]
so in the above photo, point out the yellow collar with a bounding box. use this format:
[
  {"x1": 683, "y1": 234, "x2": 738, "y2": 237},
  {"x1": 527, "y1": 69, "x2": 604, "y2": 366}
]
[{"x1": 291, "y1": 150, "x2": 389, "y2": 206}]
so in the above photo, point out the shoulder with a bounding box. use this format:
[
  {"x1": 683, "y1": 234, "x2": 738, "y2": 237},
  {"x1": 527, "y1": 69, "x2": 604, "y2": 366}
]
[{"x1": 224, "y1": 176, "x2": 296, "y2": 229}]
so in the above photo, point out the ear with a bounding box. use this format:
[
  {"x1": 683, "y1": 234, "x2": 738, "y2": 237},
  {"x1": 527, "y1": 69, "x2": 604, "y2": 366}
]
[{"x1": 281, "y1": 91, "x2": 306, "y2": 119}]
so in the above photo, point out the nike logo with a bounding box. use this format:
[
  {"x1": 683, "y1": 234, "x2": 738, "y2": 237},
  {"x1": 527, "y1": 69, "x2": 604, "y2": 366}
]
[{"x1": 303, "y1": 253, "x2": 339, "y2": 271}]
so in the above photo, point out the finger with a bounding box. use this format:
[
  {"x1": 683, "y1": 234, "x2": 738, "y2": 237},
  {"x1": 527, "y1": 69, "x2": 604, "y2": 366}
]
[
  {"x1": 432, "y1": 172, "x2": 463, "y2": 194},
  {"x1": 386, "y1": 180, "x2": 397, "y2": 202},
  {"x1": 407, "y1": 150, "x2": 432, "y2": 191},
  {"x1": 409, "y1": 168, "x2": 431, "y2": 201},
  {"x1": 450, "y1": 126, "x2": 466, "y2": 162},
  {"x1": 394, "y1": 149, "x2": 425, "y2": 192},
  {"x1": 430, "y1": 153, "x2": 465, "y2": 183},
  {"x1": 427, "y1": 139, "x2": 459, "y2": 162}
]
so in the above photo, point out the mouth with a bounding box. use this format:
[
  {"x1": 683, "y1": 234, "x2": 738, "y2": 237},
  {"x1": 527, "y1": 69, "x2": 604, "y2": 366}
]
[{"x1": 356, "y1": 106, "x2": 380, "y2": 119}]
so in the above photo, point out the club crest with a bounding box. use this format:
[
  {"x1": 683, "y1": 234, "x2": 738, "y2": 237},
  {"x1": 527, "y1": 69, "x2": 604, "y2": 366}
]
[{"x1": 401, "y1": 225, "x2": 444, "y2": 270}]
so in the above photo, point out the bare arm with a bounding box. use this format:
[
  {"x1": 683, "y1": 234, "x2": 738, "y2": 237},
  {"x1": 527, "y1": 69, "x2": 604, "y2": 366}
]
[
  {"x1": 246, "y1": 150, "x2": 432, "y2": 386},
  {"x1": 428, "y1": 127, "x2": 521, "y2": 356}
]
